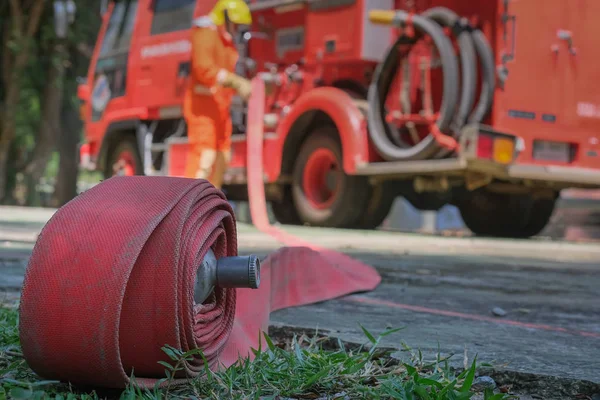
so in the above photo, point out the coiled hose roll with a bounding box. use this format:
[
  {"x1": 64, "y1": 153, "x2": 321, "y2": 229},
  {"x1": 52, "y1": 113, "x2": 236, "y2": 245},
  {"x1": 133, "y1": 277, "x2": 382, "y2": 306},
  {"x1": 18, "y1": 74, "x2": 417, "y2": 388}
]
[{"x1": 367, "y1": 10, "x2": 460, "y2": 161}]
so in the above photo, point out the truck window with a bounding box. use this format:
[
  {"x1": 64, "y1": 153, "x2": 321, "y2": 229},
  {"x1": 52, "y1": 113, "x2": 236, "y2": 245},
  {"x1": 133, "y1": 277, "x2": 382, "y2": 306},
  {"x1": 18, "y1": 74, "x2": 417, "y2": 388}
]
[
  {"x1": 150, "y1": 0, "x2": 195, "y2": 35},
  {"x1": 99, "y1": 1, "x2": 126, "y2": 56},
  {"x1": 92, "y1": 0, "x2": 139, "y2": 122},
  {"x1": 99, "y1": 0, "x2": 139, "y2": 56},
  {"x1": 116, "y1": 0, "x2": 139, "y2": 49}
]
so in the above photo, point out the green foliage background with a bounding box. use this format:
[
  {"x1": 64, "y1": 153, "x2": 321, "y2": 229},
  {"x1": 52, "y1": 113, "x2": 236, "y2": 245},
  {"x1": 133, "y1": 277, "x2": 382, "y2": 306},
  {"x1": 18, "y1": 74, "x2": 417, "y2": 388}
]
[{"x1": 0, "y1": 0, "x2": 102, "y2": 206}]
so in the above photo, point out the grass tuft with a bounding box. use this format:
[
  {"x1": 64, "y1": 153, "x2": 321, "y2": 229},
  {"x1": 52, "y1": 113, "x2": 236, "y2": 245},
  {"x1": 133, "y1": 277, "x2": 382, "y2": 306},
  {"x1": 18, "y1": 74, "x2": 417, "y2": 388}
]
[{"x1": 0, "y1": 304, "x2": 515, "y2": 399}]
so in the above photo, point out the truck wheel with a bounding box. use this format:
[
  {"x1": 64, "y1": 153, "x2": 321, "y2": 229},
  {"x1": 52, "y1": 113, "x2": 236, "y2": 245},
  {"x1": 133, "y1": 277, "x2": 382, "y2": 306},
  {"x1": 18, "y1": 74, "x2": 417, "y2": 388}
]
[
  {"x1": 271, "y1": 187, "x2": 301, "y2": 225},
  {"x1": 458, "y1": 190, "x2": 557, "y2": 238},
  {"x1": 104, "y1": 136, "x2": 143, "y2": 178},
  {"x1": 292, "y1": 126, "x2": 370, "y2": 228},
  {"x1": 355, "y1": 182, "x2": 396, "y2": 229}
]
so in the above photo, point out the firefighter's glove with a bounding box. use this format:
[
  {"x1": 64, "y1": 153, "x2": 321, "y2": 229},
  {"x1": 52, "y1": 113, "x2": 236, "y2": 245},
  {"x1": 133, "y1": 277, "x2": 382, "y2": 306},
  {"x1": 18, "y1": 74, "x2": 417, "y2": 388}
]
[{"x1": 219, "y1": 71, "x2": 252, "y2": 101}]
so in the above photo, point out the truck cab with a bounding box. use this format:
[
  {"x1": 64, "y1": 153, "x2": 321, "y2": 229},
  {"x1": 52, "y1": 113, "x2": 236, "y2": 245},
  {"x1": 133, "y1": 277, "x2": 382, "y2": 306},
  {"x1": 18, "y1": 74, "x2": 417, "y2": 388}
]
[{"x1": 79, "y1": 0, "x2": 198, "y2": 176}]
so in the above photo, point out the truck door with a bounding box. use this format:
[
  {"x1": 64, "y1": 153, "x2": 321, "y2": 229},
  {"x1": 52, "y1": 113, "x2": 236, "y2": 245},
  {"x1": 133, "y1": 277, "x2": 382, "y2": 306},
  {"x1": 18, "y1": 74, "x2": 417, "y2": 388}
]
[
  {"x1": 133, "y1": 0, "x2": 197, "y2": 117},
  {"x1": 493, "y1": 0, "x2": 570, "y2": 165},
  {"x1": 562, "y1": 0, "x2": 600, "y2": 168}
]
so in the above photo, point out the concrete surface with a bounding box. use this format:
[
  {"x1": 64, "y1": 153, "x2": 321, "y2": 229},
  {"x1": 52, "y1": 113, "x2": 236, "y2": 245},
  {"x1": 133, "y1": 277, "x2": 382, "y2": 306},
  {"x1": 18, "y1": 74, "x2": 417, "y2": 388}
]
[{"x1": 1, "y1": 205, "x2": 599, "y2": 391}]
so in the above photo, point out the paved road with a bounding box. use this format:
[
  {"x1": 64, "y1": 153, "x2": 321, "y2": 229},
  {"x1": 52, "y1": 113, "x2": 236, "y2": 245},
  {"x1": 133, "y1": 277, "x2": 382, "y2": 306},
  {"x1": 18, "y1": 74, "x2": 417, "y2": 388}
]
[{"x1": 1, "y1": 206, "x2": 599, "y2": 385}]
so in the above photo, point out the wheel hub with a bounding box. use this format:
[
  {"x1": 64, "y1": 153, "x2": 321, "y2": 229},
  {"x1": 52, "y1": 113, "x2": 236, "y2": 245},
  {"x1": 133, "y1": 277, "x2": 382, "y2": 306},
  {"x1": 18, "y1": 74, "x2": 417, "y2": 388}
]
[{"x1": 302, "y1": 148, "x2": 340, "y2": 210}]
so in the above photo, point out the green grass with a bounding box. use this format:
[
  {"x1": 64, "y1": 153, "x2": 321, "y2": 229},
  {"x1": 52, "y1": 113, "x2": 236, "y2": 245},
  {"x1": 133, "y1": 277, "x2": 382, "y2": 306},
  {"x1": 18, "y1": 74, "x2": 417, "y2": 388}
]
[{"x1": 0, "y1": 304, "x2": 514, "y2": 400}]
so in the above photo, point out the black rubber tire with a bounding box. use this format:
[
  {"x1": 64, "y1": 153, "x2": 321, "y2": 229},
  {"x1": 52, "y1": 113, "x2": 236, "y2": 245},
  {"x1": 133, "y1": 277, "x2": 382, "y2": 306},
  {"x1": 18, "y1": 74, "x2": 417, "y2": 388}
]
[
  {"x1": 367, "y1": 10, "x2": 460, "y2": 161},
  {"x1": 271, "y1": 187, "x2": 302, "y2": 225},
  {"x1": 469, "y1": 29, "x2": 496, "y2": 123},
  {"x1": 355, "y1": 182, "x2": 397, "y2": 229},
  {"x1": 458, "y1": 190, "x2": 557, "y2": 238},
  {"x1": 103, "y1": 135, "x2": 144, "y2": 179},
  {"x1": 292, "y1": 126, "x2": 370, "y2": 228}
]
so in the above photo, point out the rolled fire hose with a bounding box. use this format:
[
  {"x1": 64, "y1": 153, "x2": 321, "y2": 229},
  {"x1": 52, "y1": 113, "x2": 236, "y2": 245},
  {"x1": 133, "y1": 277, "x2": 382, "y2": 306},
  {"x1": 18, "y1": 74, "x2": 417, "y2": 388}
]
[
  {"x1": 469, "y1": 28, "x2": 496, "y2": 123},
  {"x1": 367, "y1": 10, "x2": 459, "y2": 161},
  {"x1": 19, "y1": 77, "x2": 381, "y2": 389}
]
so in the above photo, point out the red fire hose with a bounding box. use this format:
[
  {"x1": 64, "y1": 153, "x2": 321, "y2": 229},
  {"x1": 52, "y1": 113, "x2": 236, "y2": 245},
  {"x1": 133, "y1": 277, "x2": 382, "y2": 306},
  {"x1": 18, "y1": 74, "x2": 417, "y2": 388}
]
[{"x1": 19, "y1": 78, "x2": 381, "y2": 389}]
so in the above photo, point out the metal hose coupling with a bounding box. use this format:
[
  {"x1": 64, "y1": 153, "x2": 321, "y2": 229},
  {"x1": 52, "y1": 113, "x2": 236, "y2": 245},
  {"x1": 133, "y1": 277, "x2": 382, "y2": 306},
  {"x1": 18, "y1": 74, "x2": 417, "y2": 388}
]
[{"x1": 194, "y1": 249, "x2": 261, "y2": 304}]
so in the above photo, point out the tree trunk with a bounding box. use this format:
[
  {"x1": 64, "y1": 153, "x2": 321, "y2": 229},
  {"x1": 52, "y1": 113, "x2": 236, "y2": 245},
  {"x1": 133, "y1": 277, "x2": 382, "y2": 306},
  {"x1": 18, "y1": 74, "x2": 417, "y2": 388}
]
[
  {"x1": 2, "y1": 140, "x2": 21, "y2": 205},
  {"x1": 0, "y1": 74, "x2": 22, "y2": 201},
  {"x1": 52, "y1": 98, "x2": 81, "y2": 207},
  {"x1": 0, "y1": 143, "x2": 11, "y2": 202},
  {"x1": 22, "y1": 42, "x2": 68, "y2": 204},
  {"x1": 0, "y1": 0, "x2": 46, "y2": 202}
]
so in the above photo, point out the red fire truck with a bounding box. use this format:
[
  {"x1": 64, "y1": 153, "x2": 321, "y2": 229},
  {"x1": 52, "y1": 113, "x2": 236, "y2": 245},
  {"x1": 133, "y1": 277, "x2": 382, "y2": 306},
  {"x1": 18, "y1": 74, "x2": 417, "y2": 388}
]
[{"x1": 77, "y1": 0, "x2": 600, "y2": 238}]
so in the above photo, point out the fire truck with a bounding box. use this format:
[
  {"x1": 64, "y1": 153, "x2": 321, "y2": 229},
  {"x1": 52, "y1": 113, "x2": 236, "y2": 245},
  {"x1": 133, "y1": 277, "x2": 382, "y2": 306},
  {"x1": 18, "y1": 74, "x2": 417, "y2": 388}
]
[{"x1": 77, "y1": 0, "x2": 600, "y2": 238}]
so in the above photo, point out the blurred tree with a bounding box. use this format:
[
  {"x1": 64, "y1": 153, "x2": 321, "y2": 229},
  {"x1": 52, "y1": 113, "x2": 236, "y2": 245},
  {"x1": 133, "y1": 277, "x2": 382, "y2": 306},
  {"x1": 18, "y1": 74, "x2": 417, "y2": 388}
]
[
  {"x1": 21, "y1": 9, "x2": 69, "y2": 206},
  {"x1": 0, "y1": 0, "x2": 101, "y2": 206},
  {"x1": 52, "y1": 0, "x2": 101, "y2": 207},
  {"x1": 0, "y1": 0, "x2": 46, "y2": 202}
]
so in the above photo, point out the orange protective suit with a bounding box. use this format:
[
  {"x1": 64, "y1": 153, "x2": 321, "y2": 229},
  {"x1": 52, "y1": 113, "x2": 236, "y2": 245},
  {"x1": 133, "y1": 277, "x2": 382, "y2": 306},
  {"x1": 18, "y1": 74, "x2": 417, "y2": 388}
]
[{"x1": 183, "y1": 17, "x2": 239, "y2": 186}]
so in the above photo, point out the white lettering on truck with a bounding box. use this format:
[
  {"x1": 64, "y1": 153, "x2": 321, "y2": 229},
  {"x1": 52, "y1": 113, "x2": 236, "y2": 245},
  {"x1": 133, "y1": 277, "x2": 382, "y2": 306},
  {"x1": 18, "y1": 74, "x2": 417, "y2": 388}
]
[
  {"x1": 577, "y1": 102, "x2": 600, "y2": 119},
  {"x1": 140, "y1": 40, "x2": 191, "y2": 59}
]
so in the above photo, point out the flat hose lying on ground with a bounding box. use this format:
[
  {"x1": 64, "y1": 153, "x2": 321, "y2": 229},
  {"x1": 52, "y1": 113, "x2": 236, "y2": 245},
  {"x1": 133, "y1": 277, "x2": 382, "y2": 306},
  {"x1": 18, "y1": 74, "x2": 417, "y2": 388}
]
[
  {"x1": 367, "y1": 10, "x2": 459, "y2": 161},
  {"x1": 19, "y1": 77, "x2": 381, "y2": 389}
]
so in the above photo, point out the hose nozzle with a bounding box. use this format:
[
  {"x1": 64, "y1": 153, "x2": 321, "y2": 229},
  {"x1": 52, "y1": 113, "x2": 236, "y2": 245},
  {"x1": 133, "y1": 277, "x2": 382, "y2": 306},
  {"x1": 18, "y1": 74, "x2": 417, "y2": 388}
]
[
  {"x1": 194, "y1": 250, "x2": 261, "y2": 304},
  {"x1": 217, "y1": 255, "x2": 261, "y2": 289}
]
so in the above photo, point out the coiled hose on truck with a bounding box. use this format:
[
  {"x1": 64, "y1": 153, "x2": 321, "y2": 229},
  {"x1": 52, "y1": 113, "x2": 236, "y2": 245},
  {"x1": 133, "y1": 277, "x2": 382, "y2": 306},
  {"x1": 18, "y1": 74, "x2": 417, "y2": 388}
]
[
  {"x1": 367, "y1": 10, "x2": 459, "y2": 161},
  {"x1": 367, "y1": 9, "x2": 496, "y2": 161},
  {"x1": 422, "y1": 7, "x2": 497, "y2": 127},
  {"x1": 469, "y1": 28, "x2": 496, "y2": 123},
  {"x1": 422, "y1": 7, "x2": 477, "y2": 138}
]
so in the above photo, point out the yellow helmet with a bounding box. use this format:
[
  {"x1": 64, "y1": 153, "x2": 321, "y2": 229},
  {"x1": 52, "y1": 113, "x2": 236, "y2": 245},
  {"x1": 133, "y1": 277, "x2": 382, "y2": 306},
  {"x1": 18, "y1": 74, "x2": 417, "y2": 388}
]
[{"x1": 209, "y1": 0, "x2": 252, "y2": 26}]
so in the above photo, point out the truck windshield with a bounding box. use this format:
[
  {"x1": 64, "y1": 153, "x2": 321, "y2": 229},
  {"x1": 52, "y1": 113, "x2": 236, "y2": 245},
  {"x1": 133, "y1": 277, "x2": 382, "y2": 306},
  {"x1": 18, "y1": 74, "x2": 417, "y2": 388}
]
[{"x1": 99, "y1": 0, "x2": 139, "y2": 56}]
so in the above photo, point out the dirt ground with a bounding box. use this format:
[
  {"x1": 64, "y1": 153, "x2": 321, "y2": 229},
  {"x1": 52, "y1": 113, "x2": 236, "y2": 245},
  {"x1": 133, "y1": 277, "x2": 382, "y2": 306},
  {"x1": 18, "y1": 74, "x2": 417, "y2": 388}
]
[{"x1": 1, "y1": 205, "x2": 599, "y2": 398}]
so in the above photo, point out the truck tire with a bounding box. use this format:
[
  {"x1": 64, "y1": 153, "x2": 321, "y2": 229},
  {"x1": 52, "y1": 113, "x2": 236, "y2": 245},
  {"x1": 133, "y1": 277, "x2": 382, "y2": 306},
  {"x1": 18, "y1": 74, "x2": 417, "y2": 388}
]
[
  {"x1": 292, "y1": 126, "x2": 370, "y2": 228},
  {"x1": 355, "y1": 182, "x2": 396, "y2": 229},
  {"x1": 271, "y1": 187, "x2": 301, "y2": 225},
  {"x1": 458, "y1": 190, "x2": 557, "y2": 238},
  {"x1": 104, "y1": 136, "x2": 143, "y2": 179}
]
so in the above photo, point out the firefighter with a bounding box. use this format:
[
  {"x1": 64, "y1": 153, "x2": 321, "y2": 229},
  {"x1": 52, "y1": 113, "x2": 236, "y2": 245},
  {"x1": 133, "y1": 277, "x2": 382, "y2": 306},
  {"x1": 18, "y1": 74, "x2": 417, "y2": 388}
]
[{"x1": 183, "y1": 0, "x2": 253, "y2": 189}]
